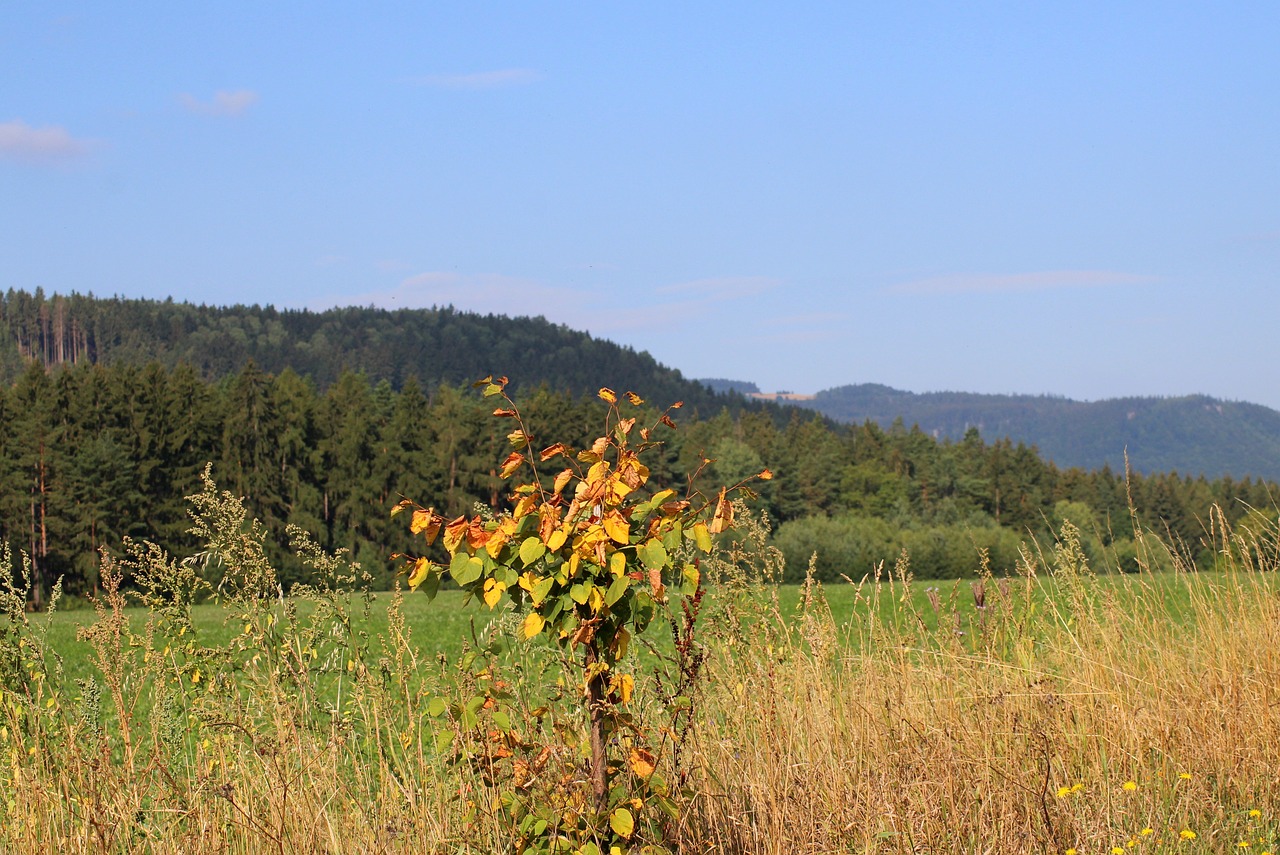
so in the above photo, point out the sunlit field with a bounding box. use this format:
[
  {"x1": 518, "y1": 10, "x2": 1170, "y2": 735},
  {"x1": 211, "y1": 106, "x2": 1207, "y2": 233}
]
[{"x1": 3, "y1": 492, "x2": 1279, "y2": 853}]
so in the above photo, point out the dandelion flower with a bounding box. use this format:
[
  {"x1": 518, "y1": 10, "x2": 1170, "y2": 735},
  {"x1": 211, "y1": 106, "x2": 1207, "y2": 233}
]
[
  {"x1": 1249, "y1": 809, "x2": 1262, "y2": 819},
  {"x1": 1113, "y1": 847, "x2": 1125, "y2": 854},
  {"x1": 1238, "y1": 843, "x2": 1251, "y2": 849},
  {"x1": 1141, "y1": 828, "x2": 1155, "y2": 837},
  {"x1": 1123, "y1": 780, "x2": 1138, "y2": 791},
  {"x1": 1057, "y1": 786, "x2": 1072, "y2": 798},
  {"x1": 1071, "y1": 782, "x2": 1085, "y2": 793},
  {"x1": 1065, "y1": 849, "x2": 1078, "y2": 855},
  {"x1": 1179, "y1": 772, "x2": 1193, "y2": 780},
  {"x1": 1181, "y1": 829, "x2": 1197, "y2": 841}
]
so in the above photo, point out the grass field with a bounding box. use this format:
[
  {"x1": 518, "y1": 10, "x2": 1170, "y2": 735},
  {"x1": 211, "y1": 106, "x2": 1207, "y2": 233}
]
[
  {"x1": 3, "y1": 500, "x2": 1280, "y2": 853},
  {"x1": 35, "y1": 568, "x2": 1229, "y2": 692}
]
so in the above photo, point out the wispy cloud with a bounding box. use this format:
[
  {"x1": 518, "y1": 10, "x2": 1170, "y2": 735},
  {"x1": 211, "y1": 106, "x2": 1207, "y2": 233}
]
[
  {"x1": 340, "y1": 271, "x2": 578, "y2": 320},
  {"x1": 657, "y1": 276, "x2": 779, "y2": 299},
  {"x1": 324, "y1": 270, "x2": 779, "y2": 337},
  {"x1": 178, "y1": 90, "x2": 259, "y2": 117},
  {"x1": 887, "y1": 269, "x2": 1158, "y2": 296},
  {"x1": 411, "y1": 69, "x2": 540, "y2": 90},
  {"x1": 0, "y1": 119, "x2": 93, "y2": 165}
]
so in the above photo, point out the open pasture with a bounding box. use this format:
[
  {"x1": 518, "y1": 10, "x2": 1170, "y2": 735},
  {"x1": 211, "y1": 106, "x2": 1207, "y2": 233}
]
[{"x1": 3, "y1": 505, "x2": 1280, "y2": 853}]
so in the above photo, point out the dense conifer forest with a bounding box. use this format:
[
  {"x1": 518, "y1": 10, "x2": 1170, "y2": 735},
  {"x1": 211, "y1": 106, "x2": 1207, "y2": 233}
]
[{"x1": 0, "y1": 289, "x2": 1274, "y2": 603}]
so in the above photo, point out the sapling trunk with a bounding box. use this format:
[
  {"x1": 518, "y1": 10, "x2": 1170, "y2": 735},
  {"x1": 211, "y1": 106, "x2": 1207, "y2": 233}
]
[{"x1": 585, "y1": 642, "x2": 609, "y2": 808}]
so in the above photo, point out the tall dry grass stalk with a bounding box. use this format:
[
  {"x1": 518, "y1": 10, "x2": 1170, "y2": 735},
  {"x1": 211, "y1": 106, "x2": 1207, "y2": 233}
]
[
  {"x1": 685, "y1": 508, "x2": 1280, "y2": 853},
  {"x1": 1, "y1": 482, "x2": 1278, "y2": 853}
]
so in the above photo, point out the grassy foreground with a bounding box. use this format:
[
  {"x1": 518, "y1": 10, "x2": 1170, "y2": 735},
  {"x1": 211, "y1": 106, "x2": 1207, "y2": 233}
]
[{"x1": 2, "y1": 494, "x2": 1280, "y2": 853}]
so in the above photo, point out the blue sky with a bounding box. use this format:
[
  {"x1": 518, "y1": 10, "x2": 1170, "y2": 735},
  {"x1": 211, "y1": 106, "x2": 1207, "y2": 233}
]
[{"x1": 3, "y1": 3, "x2": 1278, "y2": 406}]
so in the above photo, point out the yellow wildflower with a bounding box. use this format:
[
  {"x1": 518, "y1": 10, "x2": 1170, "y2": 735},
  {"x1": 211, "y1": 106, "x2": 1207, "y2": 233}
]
[
  {"x1": 1057, "y1": 786, "x2": 1072, "y2": 798},
  {"x1": 1237, "y1": 843, "x2": 1251, "y2": 849},
  {"x1": 1180, "y1": 829, "x2": 1197, "y2": 840},
  {"x1": 1113, "y1": 847, "x2": 1125, "y2": 854},
  {"x1": 1179, "y1": 772, "x2": 1193, "y2": 780},
  {"x1": 1249, "y1": 809, "x2": 1262, "y2": 819},
  {"x1": 1065, "y1": 849, "x2": 1078, "y2": 855},
  {"x1": 1122, "y1": 780, "x2": 1138, "y2": 791},
  {"x1": 1141, "y1": 828, "x2": 1155, "y2": 837},
  {"x1": 1071, "y1": 782, "x2": 1085, "y2": 793}
]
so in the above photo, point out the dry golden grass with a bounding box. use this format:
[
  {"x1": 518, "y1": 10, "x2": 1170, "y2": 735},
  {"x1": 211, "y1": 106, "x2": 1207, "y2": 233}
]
[
  {"x1": 2, "y1": 500, "x2": 1278, "y2": 853},
  {"x1": 683, "y1": 509, "x2": 1280, "y2": 853}
]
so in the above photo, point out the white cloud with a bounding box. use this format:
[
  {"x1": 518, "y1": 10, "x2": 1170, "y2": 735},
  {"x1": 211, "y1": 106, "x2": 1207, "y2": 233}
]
[
  {"x1": 887, "y1": 269, "x2": 1158, "y2": 295},
  {"x1": 412, "y1": 69, "x2": 540, "y2": 89},
  {"x1": 179, "y1": 90, "x2": 259, "y2": 117},
  {"x1": 0, "y1": 119, "x2": 92, "y2": 165}
]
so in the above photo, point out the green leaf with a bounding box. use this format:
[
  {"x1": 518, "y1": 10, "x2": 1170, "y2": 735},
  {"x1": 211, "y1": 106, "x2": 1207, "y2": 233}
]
[
  {"x1": 681, "y1": 563, "x2": 699, "y2": 595},
  {"x1": 519, "y1": 536, "x2": 547, "y2": 567},
  {"x1": 609, "y1": 807, "x2": 635, "y2": 839},
  {"x1": 640, "y1": 540, "x2": 668, "y2": 570},
  {"x1": 434, "y1": 729, "x2": 454, "y2": 752},
  {"x1": 422, "y1": 569, "x2": 440, "y2": 601},
  {"x1": 531, "y1": 575, "x2": 555, "y2": 606},
  {"x1": 604, "y1": 574, "x2": 630, "y2": 607},
  {"x1": 427, "y1": 696, "x2": 447, "y2": 717},
  {"x1": 492, "y1": 710, "x2": 511, "y2": 733},
  {"x1": 570, "y1": 582, "x2": 590, "y2": 605},
  {"x1": 450, "y1": 553, "x2": 484, "y2": 586}
]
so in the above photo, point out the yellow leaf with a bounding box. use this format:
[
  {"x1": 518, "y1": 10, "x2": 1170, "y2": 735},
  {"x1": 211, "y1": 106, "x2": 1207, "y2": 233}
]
[
  {"x1": 609, "y1": 551, "x2": 627, "y2": 577},
  {"x1": 707, "y1": 488, "x2": 733, "y2": 534},
  {"x1": 693, "y1": 521, "x2": 712, "y2": 553},
  {"x1": 552, "y1": 468, "x2": 574, "y2": 495},
  {"x1": 513, "y1": 495, "x2": 537, "y2": 520},
  {"x1": 482, "y1": 579, "x2": 506, "y2": 609},
  {"x1": 547, "y1": 528, "x2": 567, "y2": 551},
  {"x1": 410, "y1": 509, "x2": 432, "y2": 534},
  {"x1": 442, "y1": 515, "x2": 469, "y2": 553},
  {"x1": 407, "y1": 557, "x2": 431, "y2": 589},
  {"x1": 602, "y1": 513, "x2": 630, "y2": 545},
  {"x1": 615, "y1": 673, "x2": 635, "y2": 705},
  {"x1": 607, "y1": 478, "x2": 634, "y2": 503},
  {"x1": 613, "y1": 626, "x2": 630, "y2": 659},
  {"x1": 629, "y1": 746, "x2": 655, "y2": 777},
  {"x1": 588, "y1": 584, "x2": 605, "y2": 614},
  {"x1": 521, "y1": 612, "x2": 545, "y2": 639},
  {"x1": 625, "y1": 391, "x2": 643, "y2": 406},
  {"x1": 499, "y1": 452, "x2": 524, "y2": 478},
  {"x1": 540, "y1": 442, "x2": 569, "y2": 461},
  {"x1": 609, "y1": 807, "x2": 634, "y2": 839},
  {"x1": 586, "y1": 459, "x2": 610, "y2": 486},
  {"x1": 598, "y1": 387, "x2": 617, "y2": 404},
  {"x1": 759, "y1": 468, "x2": 773, "y2": 480},
  {"x1": 485, "y1": 528, "x2": 509, "y2": 558}
]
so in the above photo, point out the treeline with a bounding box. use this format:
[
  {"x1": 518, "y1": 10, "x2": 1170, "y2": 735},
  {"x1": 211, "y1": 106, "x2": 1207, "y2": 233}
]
[
  {"x1": 1, "y1": 359, "x2": 1274, "y2": 604},
  {"x1": 0, "y1": 288, "x2": 731, "y2": 412}
]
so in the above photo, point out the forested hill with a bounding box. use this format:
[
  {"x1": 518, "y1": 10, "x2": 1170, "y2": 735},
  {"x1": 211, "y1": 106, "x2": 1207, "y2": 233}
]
[
  {"x1": 0, "y1": 289, "x2": 731, "y2": 411},
  {"x1": 798, "y1": 383, "x2": 1280, "y2": 482}
]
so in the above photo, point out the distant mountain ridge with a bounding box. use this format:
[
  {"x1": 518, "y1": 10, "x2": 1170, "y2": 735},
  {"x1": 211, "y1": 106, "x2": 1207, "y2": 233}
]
[{"x1": 796, "y1": 383, "x2": 1280, "y2": 482}]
